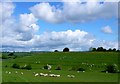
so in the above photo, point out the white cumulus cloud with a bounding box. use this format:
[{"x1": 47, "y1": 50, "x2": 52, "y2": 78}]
[{"x1": 30, "y1": 1, "x2": 118, "y2": 23}]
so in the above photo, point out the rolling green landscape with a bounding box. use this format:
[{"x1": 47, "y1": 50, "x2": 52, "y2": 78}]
[{"x1": 2, "y1": 52, "x2": 119, "y2": 82}]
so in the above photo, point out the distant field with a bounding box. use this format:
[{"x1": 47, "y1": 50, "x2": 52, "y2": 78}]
[{"x1": 2, "y1": 52, "x2": 119, "y2": 82}]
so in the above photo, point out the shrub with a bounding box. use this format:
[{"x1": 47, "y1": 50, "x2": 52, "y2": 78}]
[
  {"x1": 12, "y1": 63, "x2": 20, "y2": 69},
  {"x1": 54, "y1": 50, "x2": 59, "y2": 52},
  {"x1": 77, "y1": 68, "x2": 85, "y2": 71},
  {"x1": 25, "y1": 64, "x2": 32, "y2": 70},
  {"x1": 55, "y1": 66, "x2": 62, "y2": 70},
  {"x1": 43, "y1": 64, "x2": 51, "y2": 70},
  {"x1": 63, "y1": 47, "x2": 69, "y2": 52},
  {"x1": 71, "y1": 66, "x2": 85, "y2": 71},
  {"x1": 105, "y1": 64, "x2": 119, "y2": 73},
  {"x1": 8, "y1": 53, "x2": 14, "y2": 56},
  {"x1": 21, "y1": 64, "x2": 32, "y2": 70}
]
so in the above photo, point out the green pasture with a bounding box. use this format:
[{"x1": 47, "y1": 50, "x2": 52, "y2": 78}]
[{"x1": 2, "y1": 52, "x2": 119, "y2": 82}]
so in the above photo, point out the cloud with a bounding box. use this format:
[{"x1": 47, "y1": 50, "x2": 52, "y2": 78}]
[
  {"x1": 17, "y1": 13, "x2": 39, "y2": 41},
  {"x1": 1, "y1": 2, "x2": 118, "y2": 52},
  {"x1": 30, "y1": 2, "x2": 118, "y2": 23},
  {"x1": 101, "y1": 26, "x2": 113, "y2": 34},
  {"x1": 0, "y1": 2, "x2": 15, "y2": 21},
  {"x1": 30, "y1": 3, "x2": 63, "y2": 23}
]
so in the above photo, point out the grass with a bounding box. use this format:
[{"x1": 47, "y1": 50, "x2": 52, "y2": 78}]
[{"x1": 2, "y1": 52, "x2": 119, "y2": 82}]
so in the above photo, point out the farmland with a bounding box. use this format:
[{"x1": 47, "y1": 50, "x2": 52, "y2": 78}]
[{"x1": 2, "y1": 52, "x2": 119, "y2": 82}]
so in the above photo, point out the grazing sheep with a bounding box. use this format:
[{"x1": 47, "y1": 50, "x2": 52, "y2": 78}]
[
  {"x1": 67, "y1": 75, "x2": 75, "y2": 78},
  {"x1": 71, "y1": 75, "x2": 75, "y2": 78},
  {"x1": 56, "y1": 75, "x2": 60, "y2": 77},
  {"x1": 40, "y1": 73, "x2": 44, "y2": 76},
  {"x1": 35, "y1": 73, "x2": 39, "y2": 77},
  {"x1": 47, "y1": 64, "x2": 52, "y2": 70},
  {"x1": 21, "y1": 72, "x2": 23, "y2": 75},
  {"x1": 15, "y1": 71, "x2": 18, "y2": 74},
  {"x1": 43, "y1": 74, "x2": 48, "y2": 77},
  {"x1": 8, "y1": 72, "x2": 11, "y2": 74},
  {"x1": 83, "y1": 71, "x2": 85, "y2": 72},
  {"x1": 77, "y1": 71, "x2": 80, "y2": 73},
  {"x1": 49, "y1": 74, "x2": 54, "y2": 77}
]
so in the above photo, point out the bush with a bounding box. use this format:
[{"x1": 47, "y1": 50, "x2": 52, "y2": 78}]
[
  {"x1": 12, "y1": 63, "x2": 20, "y2": 69},
  {"x1": 71, "y1": 66, "x2": 85, "y2": 71},
  {"x1": 77, "y1": 68, "x2": 85, "y2": 71},
  {"x1": 105, "y1": 64, "x2": 119, "y2": 73},
  {"x1": 21, "y1": 64, "x2": 32, "y2": 70},
  {"x1": 25, "y1": 64, "x2": 32, "y2": 70},
  {"x1": 55, "y1": 66, "x2": 62, "y2": 70},
  {"x1": 63, "y1": 47, "x2": 69, "y2": 52},
  {"x1": 43, "y1": 64, "x2": 51, "y2": 70},
  {"x1": 54, "y1": 50, "x2": 59, "y2": 52}
]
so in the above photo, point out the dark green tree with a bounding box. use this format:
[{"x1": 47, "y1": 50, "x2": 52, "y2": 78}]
[{"x1": 63, "y1": 47, "x2": 69, "y2": 52}]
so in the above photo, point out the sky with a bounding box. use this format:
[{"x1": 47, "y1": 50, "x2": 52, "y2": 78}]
[{"x1": 0, "y1": 0, "x2": 119, "y2": 52}]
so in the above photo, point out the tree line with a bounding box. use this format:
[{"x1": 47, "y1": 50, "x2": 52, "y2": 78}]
[{"x1": 90, "y1": 47, "x2": 119, "y2": 52}]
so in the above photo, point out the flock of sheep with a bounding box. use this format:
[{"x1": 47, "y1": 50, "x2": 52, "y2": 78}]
[
  {"x1": 34, "y1": 72, "x2": 60, "y2": 77},
  {"x1": 5, "y1": 70, "x2": 76, "y2": 78}
]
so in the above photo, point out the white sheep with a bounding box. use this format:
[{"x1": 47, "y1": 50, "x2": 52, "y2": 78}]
[
  {"x1": 8, "y1": 72, "x2": 11, "y2": 74},
  {"x1": 47, "y1": 64, "x2": 52, "y2": 70},
  {"x1": 15, "y1": 71, "x2": 18, "y2": 74},
  {"x1": 56, "y1": 75, "x2": 60, "y2": 77},
  {"x1": 49, "y1": 74, "x2": 54, "y2": 77},
  {"x1": 71, "y1": 75, "x2": 75, "y2": 78},
  {"x1": 40, "y1": 73, "x2": 44, "y2": 76},
  {"x1": 83, "y1": 71, "x2": 85, "y2": 72},
  {"x1": 67, "y1": 75, "x2": 75, "y2": 78},
  {"x1": 21, "y1": 72, "x2": 23, "y2": 75},
  {"x1": 43, "y1": 74, "x2": 48, "y2": 77},
  {"x1": 35, "y1": 73, "x2": 39, "y2": 76}
]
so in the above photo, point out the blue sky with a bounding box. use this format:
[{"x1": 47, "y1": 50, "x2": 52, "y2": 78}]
[
  {"x1": 1, "y1": 1, "x2": 118, "y2": 51},
  {"x1": 13, "y1": 2, "x2": 118, "y2": 41}
]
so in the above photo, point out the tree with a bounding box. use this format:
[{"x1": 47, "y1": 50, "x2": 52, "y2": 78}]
[
  {"x1": 112, "y1": 48, "x2": 116, "y2": 52},
  {"x1": 8, "y1": 52, "x2": 14, "y2": 56},
  {"x1": 92, "y1": 48, "x2": 96, "y2": 51},
  {"x1": 63, "y1": 47, "x2": 69, "y2": 52},
  {"x1": 54, "y1": 50, "x2": 59, "y2": 52},
  {"x1": 108, "y1": 48, "x2": 112, "y2": 51},
  {"x1": 97, "y1": 47, "x2": 104, "y2": 51}
]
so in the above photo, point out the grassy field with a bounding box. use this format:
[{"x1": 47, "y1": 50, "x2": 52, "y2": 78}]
[{"x1": 2, "y1": 52, "x2": 119, "y2": 82}]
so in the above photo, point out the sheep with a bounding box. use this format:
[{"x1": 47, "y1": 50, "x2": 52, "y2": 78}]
[
  {"x1": 67, "y1": 75, "x2": 71, "y2": 78},
  {"x1": 82, "y1": 71, "x2": 85, "y2": 72},
  {"x1": 40, "y1": 73, "x2": 44, "y2": 76},
  {"x1": 49, "y1": 74, "x2": 54, "y2": 77},
  {"x1": 47, "y1": 64, "x2": 52, "y2": 70},
  {"x1": 56, "y1": 75, "x2": 60, "y2": 77},
  {"x1": 67, "y1": 75, "x2": 75, "y2": 78},
  {"x1": 34, "y1": 73, "x2": 39, "y2": 77},
  {"x1": 21, "y1": 72, "x2": 23, "y2": 75},
  {"x1": 8, "y1": 72, "x2": 11, "y2": 74},
  {"x1": 43, "y1": 74, "x2": 48, "y2": 77},
  {"x1": 71, "y1": 75, "x2": 75, "y2": 78},
  {"x1": 15, "y1": 71, "x2": 18, "y2": 74}
]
